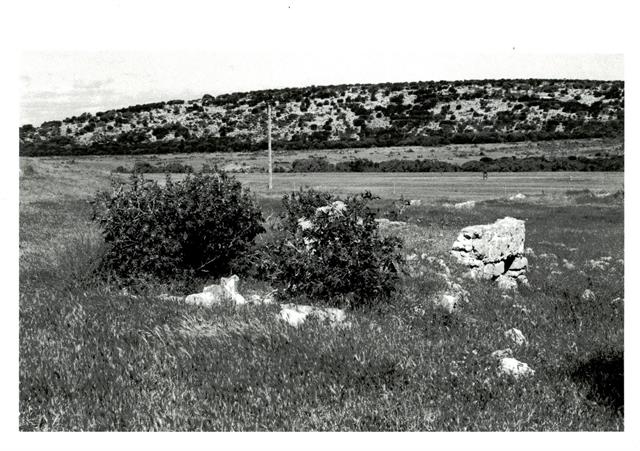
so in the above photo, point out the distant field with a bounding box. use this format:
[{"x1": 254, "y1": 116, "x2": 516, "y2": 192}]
[
  {"x1": 135, "y1": 171, "x2": 624, "y2": 202},
  {"x1": 21, "y1": 137, "x2": 623, "y2": 174},
  {"x1": 20, "y1": 155, "x2": 623, "y2": 203},
  {"x1": 233, "y1": 172, "x2": 625, "y2": 201}
]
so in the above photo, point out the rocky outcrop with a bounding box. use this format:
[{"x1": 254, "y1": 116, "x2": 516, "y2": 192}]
[{"x1": 451, "y1": 217, "x2": 528, "y2": 287}]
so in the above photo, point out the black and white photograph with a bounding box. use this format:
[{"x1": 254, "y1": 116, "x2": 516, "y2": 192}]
[{"x1": 2, "y1": 0, "x2": 638, "y2": 448}]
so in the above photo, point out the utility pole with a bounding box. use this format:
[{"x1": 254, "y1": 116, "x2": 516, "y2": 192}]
[{"x1": 267, "y1": 103, "x2": 273, "y2": 190}]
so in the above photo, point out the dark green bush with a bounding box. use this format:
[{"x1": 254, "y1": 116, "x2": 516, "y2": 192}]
[
  {"x1": 261, "y1": 190, "x2": 403, "y2": 308},
  {"x1": 91, "y1": 172, "x2": 264, "y2": 281}
]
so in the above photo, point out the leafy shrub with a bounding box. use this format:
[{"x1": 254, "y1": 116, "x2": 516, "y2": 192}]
[
  {"x1": 260, "y1": 190, "x2": 403, "y2": 308},
  {"x1": 91, "y1": 172, "x2": 264, "y2": 281}
]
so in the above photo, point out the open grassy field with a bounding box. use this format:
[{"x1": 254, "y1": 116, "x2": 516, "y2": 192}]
[
  {"x1": 20, "y1": 137, "x2": 623, "y2": 174},
  {"x1": 20, "y1": 154, "x2": 624, "y2": 203},
  {"x1": 19, "y1": 155, "x2": 624, "y2": 431},
  {"x1": 234, "y1": 172, "x2": 624, "y2": 201}
]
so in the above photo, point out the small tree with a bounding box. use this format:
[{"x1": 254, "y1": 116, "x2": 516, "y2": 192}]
[
  {"x1": 92, "y1": 172, "x2": 264, "y2": 281},
  {"x1": 262, "y1": 190, "x2": 403, "y2": 308}
]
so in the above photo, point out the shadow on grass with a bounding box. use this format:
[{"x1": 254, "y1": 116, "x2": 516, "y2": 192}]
[{"x1": 570, "y1": 351, "x2": 624, "y2": 415}]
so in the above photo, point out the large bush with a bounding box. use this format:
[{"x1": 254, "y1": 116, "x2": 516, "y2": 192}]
[
  {"x1": 92, "y1": 172, "x2": 264, "y2": 281},
  {"x1": 261, "y1": 190, "x2": 403, "y2": 308}
]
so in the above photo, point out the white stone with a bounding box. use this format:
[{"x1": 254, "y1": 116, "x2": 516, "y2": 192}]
[
  {"x1": 451, "y1": 238, "x2": 473, "y2": 252},
  {"x1": 247, "y1": 293, "x2": 275, "y2": 305},
  {"x1": 451, "y1": 217, "x2": 527, "y2": 288},
  {"x1": 453, "y1": 200, "x2": 476, "y2": 210},
  {"x1": 496, "y1": 275, "x2": 518, "y2": 291},
  {"x1": 505, "y1": 268, "x2": 526, "y2": 278},
  {"x1": 587, "y1": 259, "x2": 608, "y2": 270},
  {"x1": 581, "y1": 289, "x2": 596, "y2": 302},
  {"x1": 438, "y1": 293, "x2": 459, "y2": 313},
  {"x1": 483, "y1": 262, "x2": 505, "y2": 278},
  {"x1": 508, "y1": 193, "x2": 526, "y2": 201},
  {"x1": 279, "y1": 304, "x2": 346, "y2": 328},
  {"x1": 331, "y1": 200, "x2": 347, "y2": 213},
  {"x1": 375, "y1": 218, "x2": 407, "y2": 227},
  {"x1": 451, "y1": 251, "x2": 483, "y2": 268},
  {"x1": 509, "y1": 256, "x2": 528, "y2": 271},
  {"x1": 186, "y1": 275, "x2": 247, "y2": 307},
  {"x1": 279, "y1": 307, "x2": 308, "y2": 327},
  {"x1": 185, "y1": 291, "x2": 220, "y2": 307},
  {"x1": 451, "y1": 217, "x2": 526, "y2": 265},
  {"x1": 158, "y1": 294, "x2": 184, "y2": 303},
  {"x1": 220, "y1": 275, "x2": 247, "y2": 305},
  {"x1": 297, "y1": 217, "x2": 314, "y2": 230},
  {"x1": 409, "y1": 199, "x2": 422, "y2": 206},
  {"x1": 504, "y1": 328, "x2": 527, "y2": 347},
  {"x1": 498, "y1": 357, "x2": 535, "y2": 379}
]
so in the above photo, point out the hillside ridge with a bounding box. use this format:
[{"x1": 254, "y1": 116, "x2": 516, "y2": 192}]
[{"x1": 20, "y1": 79, "x2": 624, "y2": 156}]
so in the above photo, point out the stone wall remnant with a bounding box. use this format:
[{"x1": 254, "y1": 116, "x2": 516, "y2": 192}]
[{"x1": 451, "y1": 217, "x2": 528, "y2": 287}]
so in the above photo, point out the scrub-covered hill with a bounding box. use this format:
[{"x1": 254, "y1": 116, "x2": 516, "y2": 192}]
[{"x1": 20, "y1": 79, "x2": 624, "y2": 156}]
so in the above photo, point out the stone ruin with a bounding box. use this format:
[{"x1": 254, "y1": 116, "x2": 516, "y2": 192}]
[{"x1": 450, "y1": 217, "x2": 528, "y2": 288}]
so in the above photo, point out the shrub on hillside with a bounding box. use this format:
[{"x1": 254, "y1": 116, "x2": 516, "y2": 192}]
[
  {"x1": 91, "y1": 172, "x2": 264, "y2": 281},
  {"x1": 260, "y1": 190, "x2": 403, "y2": 308}
]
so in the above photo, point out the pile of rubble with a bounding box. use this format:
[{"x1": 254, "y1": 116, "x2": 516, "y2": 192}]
[{"x1": 451, "y1": 217, "x2": 529, "y2": 290}]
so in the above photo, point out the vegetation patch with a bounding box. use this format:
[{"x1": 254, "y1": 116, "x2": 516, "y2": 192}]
[
  {"x1": 257, "y1": 190, "x2": 404, "y2": 308},
  {"x1": 287, "y1": 155, "x2": 623, "y2": 173},
  {"x1": 20, "y1": 79, "x2": 623, "y2": 156},
  {"x1": 19, "y1": 159, "x2": 624, "y2": 431},
  {"x1": 91, "y1": 172, "x2": 264, "y2": 281}
]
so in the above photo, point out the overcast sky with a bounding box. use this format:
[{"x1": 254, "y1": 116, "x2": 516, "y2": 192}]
[{"x1": 20, "y1": 52, "x2": 623, "y2": 126}]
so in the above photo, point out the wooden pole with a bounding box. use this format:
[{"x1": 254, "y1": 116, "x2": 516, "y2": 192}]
[{"x1": 268, "y1": 104, "x2": 273, "y2": 190}]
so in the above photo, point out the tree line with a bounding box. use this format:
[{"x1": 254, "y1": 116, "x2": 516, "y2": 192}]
[{"x1": 287, "y1": 155, "x2": 624, "y2": 173}]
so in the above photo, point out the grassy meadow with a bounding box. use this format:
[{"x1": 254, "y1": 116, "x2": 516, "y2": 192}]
[{"x1": 19, "y1": 153, "x2": 624, "y2": 431}]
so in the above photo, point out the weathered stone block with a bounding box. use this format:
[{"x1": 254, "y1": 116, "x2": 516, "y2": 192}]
[{"x1": 451, "y1": 217, "x2": 528, "y2": 288}]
